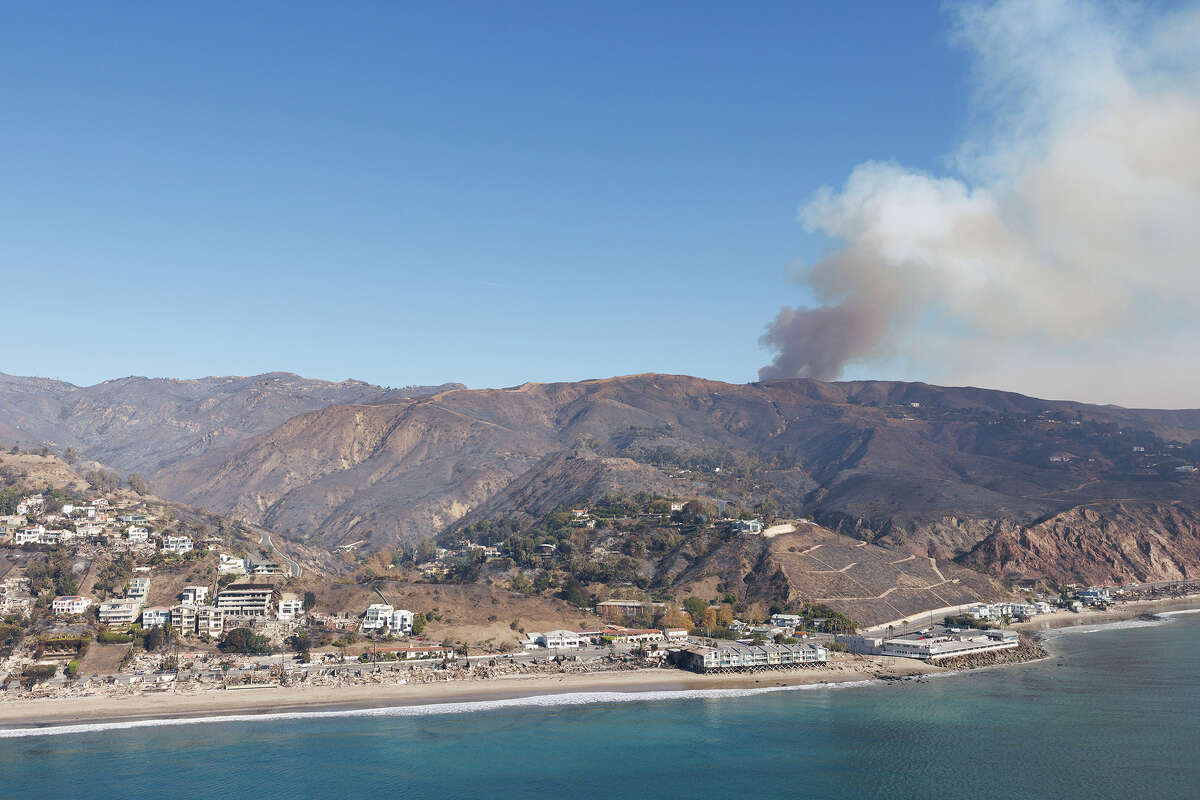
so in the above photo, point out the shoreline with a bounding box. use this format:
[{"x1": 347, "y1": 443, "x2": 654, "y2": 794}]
[
  {"x1": 0, "y1": 656, "x2": 939, "y2": 729},
  {"x1": 4, "y1": 594, "x2": 1197, "y2": 732}
]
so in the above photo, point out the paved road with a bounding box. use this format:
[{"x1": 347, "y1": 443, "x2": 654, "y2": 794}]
[{"x1": 256, "y1": 527, "x2": 302, "y2": 577}]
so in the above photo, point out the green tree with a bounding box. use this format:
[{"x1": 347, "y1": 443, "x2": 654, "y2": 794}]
[
  {"x1": 218, "y1": 627, "x2": 272, "y2": 655},
  {"x1": 682, "y1": 596, "x2": 708, "y2": 626},
  {"x1": 411, "y1": 613, "x2": 427, "y2": 635}
]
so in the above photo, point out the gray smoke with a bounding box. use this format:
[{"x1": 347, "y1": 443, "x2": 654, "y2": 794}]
[{"x1": 758, "y1": 0, "x2": 1200, "y2": 406}]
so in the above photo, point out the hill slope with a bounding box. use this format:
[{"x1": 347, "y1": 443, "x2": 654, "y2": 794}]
[
  {"x1": 144, "y1": 374, "x2": 1200, "y2": 587},
  {"x1": 0, "y1": 371, "x2": 462, "y2": 476}
]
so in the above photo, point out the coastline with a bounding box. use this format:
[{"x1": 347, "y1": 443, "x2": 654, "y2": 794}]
[
  {"x1": 0, "y1": 656, "x2": 939, "y2": 729},
  {"x1": 4, "y1": 593, "x2": 1197, "y2": 731}
]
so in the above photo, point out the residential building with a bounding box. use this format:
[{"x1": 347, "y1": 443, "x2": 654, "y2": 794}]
[
  {"x1": 170, "y1": 604, "x2": 198, "y2": 632},
  {"x1": 361, "y1": 603, "x2": 395, "y2": 631},
  {"x1": 595, "y1": 599, "x2": 667, "y2": 621},
  {"x1": 662, "y1": 628, "x2": 688, "y2": 641},
  {"x1": 390, "y1": 608, "x2": 413, "y2": 634},
  {"x1": 731, "y1": 519, "x2": 764, "y2": 534},
  {"x1": 536, "y1": 630, "x2": 583, "y2": 648},
  {"x1": 162, "y1": 535, "x2": 193, "y2": 554},
  {"x1": 52, "y1": 595, "x2": 92, "y2": 616},
  {"x1": 98, "y1": 599, "x2": 142, "y2": 626},
  {"x1": 141, "y1": 607, "x2": 171, "y2": 628},
  {"x1": 197, "y1": 605, "x2": 224, "y2": 637},
  {"x1": 218, "y1": 554, "x2": 247, "y2": 575},
  {"x1": 675, "y1": 641, "x2": 828, "y2": 672},
  {"x1": 771, "y1": 614, "x2": 804, "y2": 628},
  {"x1": 126, "y1": 525, "x2": 150, "y2": 543},
  {"x1": 374, "y1": 644, "x2": 453, "y2": 660},
  {"x1": 179, "y1": 586, "x2": 209, "y2": 605},
  {"x1": 15, "y1": 525, "x2": 46, "y2": 545},
  {"x1": 277, "y1": 593, "x2": 305, "y2": 621},
  {"x1": 215, "y1": 583, "x2": 277, "y2": 617},
  {"x1": 246, "y1": 557, "x2": 283, "y2": 576},
  {"x1": 126, "y1": 577, "x2": 151, "y2": 600}
]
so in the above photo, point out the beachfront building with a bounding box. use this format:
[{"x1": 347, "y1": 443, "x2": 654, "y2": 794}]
[
  {"x1": 596, "y1": 625, "x2": 664, "y2": 644},
  {"x1": 215, "y1": 583, "x2": 277, "y2": 617},
  {"x1": 52, "y1": 595, "x2": 92, "y2": 616},
  {"x1": 141, "y1": 607, "x2": 171, "y2": 628},
  {"x1": 374, "y1": 644, "x2": 453, "y2": 661},
  {"x1": 98, "y1": 599, "x2": 142, "y2": 626},
  {"x1": 675, "y1": 641, "x2": 828, "y2": 673},
  {"x1": 879, "y1": 630, "x2": 1019, "y2": 661},
  {"x1": 536, "y1": 630, "x2": 584, "y2": 648}
]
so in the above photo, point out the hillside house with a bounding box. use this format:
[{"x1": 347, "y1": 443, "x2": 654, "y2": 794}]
[{"x1": 52, "y1": 595, "x2": 92, "y2": 616}]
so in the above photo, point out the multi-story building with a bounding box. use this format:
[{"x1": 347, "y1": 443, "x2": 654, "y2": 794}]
[
  {"x1": 126, "y1": 577, "x2": 151, "y2": 601},
  {"x1": 197, "y1": 605, "x2": 224, "y2": 637},
  {"x1": 179, "y1": 586, "x2": 209, "y2": 605},
  {"x1": 98, "y1": 599, "x2": 142, "y2": 626},
  {"x1": 277, "y1": 593, "x2": 305, "y2": 621},
  {"x1": 52, "y1": 595, "x2": 92, "y2": 616},
  {"x1": 162, "y1": 535, "x2": 193, "y2": 554},
  {"x1": 126, "y1": 525, "x2": 150, "y2": 543},
  {"x1": 215, "y1": 583, "x2": 277, "y2": 617},
  {"x1": 14, "y1": 525, "x2": 46, "y2": 545},
  {"x1": 171, "y1": 603, "x2": 198, "y2": 633},
  {"x1": 141, "y1": 607, "x2": 171, "y2": 628},
  {"x1": 361, "y1": 603, "x2": 394, "y2": 631}
]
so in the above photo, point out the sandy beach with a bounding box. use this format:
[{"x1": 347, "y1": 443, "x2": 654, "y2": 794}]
[
  {"x1": 1012, "y1": 593, "x2": 1200, "y2": 633},
  {"x1": 0, "y1": 654, "x2": 940, "y2": 729}
]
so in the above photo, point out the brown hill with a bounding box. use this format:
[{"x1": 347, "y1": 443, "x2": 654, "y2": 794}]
[
  {"x1": 143, "y1": 374, "x2": 1200, "y2": 585},
  {"x1": 0, "y1": 371, "x2": 462, "y2": 476}
]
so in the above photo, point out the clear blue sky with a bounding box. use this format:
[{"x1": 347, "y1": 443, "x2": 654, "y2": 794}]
[{"x1": 1, "y1": 2, "x2": 968, "y2": 389}]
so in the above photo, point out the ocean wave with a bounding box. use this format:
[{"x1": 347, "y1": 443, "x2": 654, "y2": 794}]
[
  {"x1": 0, "y1": 680, "x2": 882, "y2": 740},
  {"x1": 1039, "y1": 617, "x2": 1167, "y2": 638}
]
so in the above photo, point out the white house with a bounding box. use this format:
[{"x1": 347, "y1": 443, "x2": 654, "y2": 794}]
[
  {"x1": 391, "y1": 609, "x2": 414, "y2": 634},
  {"x1": 361, "y1": 603, "x2": 394, "y2": 631},
  {"x1": 15, "y1": 525, "x2": 46, "y2": 545},
  {"x1": 179, "y1": 586, "x2": 209, "y2": 605},
  {"x1": 170, "y1": 603, "x2": 198, "y2": 632},
  {"x1": 731, "y1": 519, "x2": 763, "y2": 534},
  {"x1": 277, "y1": 593, "x2": 305, "y2": 621},
  {"x1": 126, "y1": 525, "x2": 150, "y2": 543},
  {"x1": 218, "y1": 554, "x2": 247, "y2": 575},
  {"x1": 141, "y1": 607, "x2": 171, "y2": 628},
  {"x1": 52, "y1": 595, "x2": 92, "y2": 616},
  {"x1": 98, "y1": 599, "x2": 142, "y2": 626},
  {"x1": 126, "y1": 577, "x2": 151, "y2": 600},
  {"x1": 162, "y1": 535, "x2": 193, "y2": 554},
  {"x1": 197, "y1": 605, "x2": 224, "y2": 637},
  {"x1": 537, "y1": 630, "x2": 583, "y2": 648}
]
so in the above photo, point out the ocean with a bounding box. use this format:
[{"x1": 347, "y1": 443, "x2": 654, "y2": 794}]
[{"x1": 2, "y1": 611, "x2": 1198, "y2": 799}]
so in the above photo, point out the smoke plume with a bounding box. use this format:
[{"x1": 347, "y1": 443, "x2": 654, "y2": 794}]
[{"x1": 759, "y1": 0, "x2": 1200, "y2": 406}]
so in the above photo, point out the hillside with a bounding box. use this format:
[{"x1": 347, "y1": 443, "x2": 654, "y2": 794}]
[
  {"x1": 0, "y1": 371, "x2": 462, "y2": 476},
  {"x1": 143, "y1": 374, "x2": 1200, "y2": 584},
  {"x1": 5, "y1": 372, "x2": 1200, "y2": 588}
]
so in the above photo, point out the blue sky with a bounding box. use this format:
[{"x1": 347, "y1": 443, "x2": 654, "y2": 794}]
[{"x1": 1, "y1": 3, "x2": 970, "y2": 389}]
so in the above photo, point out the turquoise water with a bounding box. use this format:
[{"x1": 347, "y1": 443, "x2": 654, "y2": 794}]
[{"x1": 3, "y1": 612, "x2": 1199, "y2": 799}]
